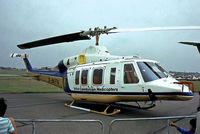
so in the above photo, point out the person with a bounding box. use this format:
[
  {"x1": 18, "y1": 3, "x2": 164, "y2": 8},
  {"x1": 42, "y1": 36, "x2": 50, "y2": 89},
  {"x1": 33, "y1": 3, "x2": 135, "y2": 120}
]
[
  {"x1": 197, "y1": 92, "x2": 200, "y2": 111},
  {"x1": 0, "y1": 98, "x2": 17, "y2": 134},
  {"x1": 170, "y1": 118, "x2": 196, "y2": 134}
]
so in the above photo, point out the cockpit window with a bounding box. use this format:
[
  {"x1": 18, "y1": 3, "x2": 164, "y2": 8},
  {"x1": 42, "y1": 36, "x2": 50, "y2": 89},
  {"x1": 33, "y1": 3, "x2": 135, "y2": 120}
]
[
  {"x1": 155, "y1": 63, "x2": 169, "y2": 77},
  {"x1": 146, "y1": 62, "x2": 166, "y2": 78},
  {"x1": 137, "y1": 62, "x2": 168, "y2": 82}
]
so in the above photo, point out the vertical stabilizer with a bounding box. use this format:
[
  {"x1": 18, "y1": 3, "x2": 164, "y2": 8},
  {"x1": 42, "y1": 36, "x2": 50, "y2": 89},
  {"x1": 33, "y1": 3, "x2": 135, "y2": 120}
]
[{"x1": 23, "y1": 58, "x2": 33, "y2": 72}]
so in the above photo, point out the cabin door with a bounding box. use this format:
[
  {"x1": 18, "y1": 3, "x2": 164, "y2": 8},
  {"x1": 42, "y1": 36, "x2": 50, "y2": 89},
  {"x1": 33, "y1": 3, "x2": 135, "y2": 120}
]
[{"x1": 120, "y1": 63, "x2": 142, "y2": 92}]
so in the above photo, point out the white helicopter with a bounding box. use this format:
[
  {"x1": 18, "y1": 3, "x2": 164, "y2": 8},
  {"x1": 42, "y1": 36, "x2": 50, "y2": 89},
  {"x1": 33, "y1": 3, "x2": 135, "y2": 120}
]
[{"x1": 11, "y1": 26, "x2": 199, "y2": 115}]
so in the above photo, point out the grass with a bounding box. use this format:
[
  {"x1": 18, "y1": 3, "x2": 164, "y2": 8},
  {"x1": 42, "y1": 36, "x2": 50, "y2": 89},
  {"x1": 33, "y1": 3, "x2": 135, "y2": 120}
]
[
  {"x1": 0, "y1": 76, "x2": 64, "y2": 93},
  {"x1": 182, "y1": 80, "x2": 200, "y2": 92},
  {"x1": 0, "y1": 69, "x2": 64, "y2": 93},
  {"x1": 0, "y1": 69, "x2": 26, "y2": 75}
]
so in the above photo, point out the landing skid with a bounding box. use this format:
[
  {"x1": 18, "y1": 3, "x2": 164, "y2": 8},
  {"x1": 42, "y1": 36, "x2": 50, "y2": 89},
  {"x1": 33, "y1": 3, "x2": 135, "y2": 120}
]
[
  {"x1": 64, "y1": 101, "x2": 155, "y2": 116},
  {"x1": 113, "y1": 101, "x2": 156, "y2": 110},
  {"x1": 64, "y1": 101, "x2": 121, "y2": 116}
]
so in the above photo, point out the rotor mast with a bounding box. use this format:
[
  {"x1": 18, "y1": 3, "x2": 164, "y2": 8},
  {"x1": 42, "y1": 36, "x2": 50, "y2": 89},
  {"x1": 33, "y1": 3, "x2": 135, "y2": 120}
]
[{"x1": 95, "y1": 27, "x2": 100, "y2": 46}]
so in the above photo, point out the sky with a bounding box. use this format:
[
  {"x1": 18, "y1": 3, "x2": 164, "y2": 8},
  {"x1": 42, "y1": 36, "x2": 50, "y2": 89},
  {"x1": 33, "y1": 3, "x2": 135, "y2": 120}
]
[{"x1": 0, "y1": 0, "x2": 200, "y2": 72}]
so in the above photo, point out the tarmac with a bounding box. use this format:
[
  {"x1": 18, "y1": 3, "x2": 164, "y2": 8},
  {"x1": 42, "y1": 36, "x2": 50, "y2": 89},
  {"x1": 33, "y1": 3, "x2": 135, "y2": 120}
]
[
  {"x1": 0, "y1": 74, "x2": 19, "y2": 76},
  {"x1": 2, "y1": 93, "x2": 199, "y2": 134}
]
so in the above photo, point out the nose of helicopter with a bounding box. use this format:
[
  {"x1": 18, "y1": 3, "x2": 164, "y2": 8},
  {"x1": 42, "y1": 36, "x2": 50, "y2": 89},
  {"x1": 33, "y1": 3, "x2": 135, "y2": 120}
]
[
  {"x1": 173, "y1": 81, "x2": 194, "y2": 95},
  {"x1": 164, "y1": 77, "x2": 194, "y2": 100},
  {"x1": 147, "y1": 77, "x2": 194, "y2": 100}
]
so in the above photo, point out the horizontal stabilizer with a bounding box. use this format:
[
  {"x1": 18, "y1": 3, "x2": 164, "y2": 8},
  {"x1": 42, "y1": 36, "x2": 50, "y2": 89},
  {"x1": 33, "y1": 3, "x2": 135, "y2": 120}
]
[
  {"x1": 10, "y1": 53, "x2": 32, "y2": 71},
  {"x1": 10, "y1": 53, "x2": 29, "y2": 58}
]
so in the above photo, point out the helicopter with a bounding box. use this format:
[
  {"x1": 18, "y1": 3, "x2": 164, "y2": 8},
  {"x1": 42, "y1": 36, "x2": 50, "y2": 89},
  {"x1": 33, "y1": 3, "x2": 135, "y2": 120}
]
[{"x1": 11, "y1": 26, "x2": 200, "y2": 115}]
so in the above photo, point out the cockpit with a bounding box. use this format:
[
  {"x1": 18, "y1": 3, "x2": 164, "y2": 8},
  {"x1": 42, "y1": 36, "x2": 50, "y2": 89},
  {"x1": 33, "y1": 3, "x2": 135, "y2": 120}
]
[{"x1": 137, "y1": 61, "x2": 169, "y2": 82}]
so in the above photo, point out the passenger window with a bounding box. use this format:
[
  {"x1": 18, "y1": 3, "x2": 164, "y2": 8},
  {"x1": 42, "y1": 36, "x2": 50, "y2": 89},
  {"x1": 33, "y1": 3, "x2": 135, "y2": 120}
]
[
  {"x1": 81, "y1": 70, "x2": 88, "y2": 85},
  {"x1": 75, "y1": 71, "x2": 80, "y2": 85},
  {"x1": 110, "y1": 68, "x2": 116, "y2": 84},
  {"x1": 124, "y1": 64, "x2": 139, "y2": 84},
  {"x1": 93, "y1": 69, "x2": 103, "y2": 85}
]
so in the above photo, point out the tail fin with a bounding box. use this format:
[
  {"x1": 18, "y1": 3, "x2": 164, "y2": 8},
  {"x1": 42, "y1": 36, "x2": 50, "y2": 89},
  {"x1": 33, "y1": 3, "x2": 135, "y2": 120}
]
[
  {"x1": 10, "y1": 53, "x2": 33, "y2": 72},
  {"x1": 23, "y1": 58, "x2": 33, "y2": 71},
  {"x1": 179, "y1": 41, "x2": 200, "y2": 53}
]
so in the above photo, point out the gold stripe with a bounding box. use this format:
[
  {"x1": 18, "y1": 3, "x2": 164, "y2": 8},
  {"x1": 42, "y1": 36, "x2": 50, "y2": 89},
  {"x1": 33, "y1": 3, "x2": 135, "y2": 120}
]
[
  {"x1": 27, "y1": 73, "x2": 63, "y2": 88},
  {"x1": 71, "y1": 94, "x2": 120, "y2": 103},
  {"x1": 71, "y1": 94, "x2": 193, "y2": 103}
]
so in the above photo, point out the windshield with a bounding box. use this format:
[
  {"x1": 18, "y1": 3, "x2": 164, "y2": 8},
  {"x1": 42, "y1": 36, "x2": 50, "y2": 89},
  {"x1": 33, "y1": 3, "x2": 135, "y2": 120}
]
[
  {"x1": 155, "y1": 63, "x2": 169, "y2": 77},
  {"x1": 137, "y1": 62, "x2": 168, "y2": 82}
]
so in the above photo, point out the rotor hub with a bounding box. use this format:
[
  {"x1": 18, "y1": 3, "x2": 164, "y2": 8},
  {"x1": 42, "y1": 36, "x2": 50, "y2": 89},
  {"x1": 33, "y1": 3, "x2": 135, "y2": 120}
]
[{"x1": 80, "y1": 26, "x2": 117, "y2": 46}]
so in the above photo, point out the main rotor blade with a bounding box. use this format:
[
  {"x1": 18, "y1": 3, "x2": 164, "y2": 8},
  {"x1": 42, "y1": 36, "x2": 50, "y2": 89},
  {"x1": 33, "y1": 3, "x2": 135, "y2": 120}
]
[
  {"x1": 109, "y1": 26, "x2": 200, "y2": 33},
  {"x1": 18, "y1": 32, "x2": 90, "y2": 49}
]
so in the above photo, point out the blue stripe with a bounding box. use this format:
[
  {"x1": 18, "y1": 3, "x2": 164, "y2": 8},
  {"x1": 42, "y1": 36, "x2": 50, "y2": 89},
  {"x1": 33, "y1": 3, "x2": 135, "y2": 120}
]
[
  {"x1": 30, "y1": 70, "x2": 64, "y2": 77},
  {"x1": 0, "y1": 122, "x2": 8, "y2": 125},
  {"x1": 64, "y1": 90, "x2": 194, "y2": 96},
  {"x1": 0, "y1": 118, "x2": 14, "y2": 134},
  {"x1": 0, "y1": 127, "x2": 7, "y2": 131},
  {"x1": 0, "y1": 118, "x2": 9, "y2": 125}
]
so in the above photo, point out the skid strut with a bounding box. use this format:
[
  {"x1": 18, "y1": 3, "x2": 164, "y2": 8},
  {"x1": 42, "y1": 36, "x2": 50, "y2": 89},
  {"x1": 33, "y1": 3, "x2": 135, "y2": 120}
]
[
  {"x1": 64, "y1": 101, "x2": 120, "y2": 116},
  {"x1": 136, "y1": 102, "x2": 156, "y2": 109}
]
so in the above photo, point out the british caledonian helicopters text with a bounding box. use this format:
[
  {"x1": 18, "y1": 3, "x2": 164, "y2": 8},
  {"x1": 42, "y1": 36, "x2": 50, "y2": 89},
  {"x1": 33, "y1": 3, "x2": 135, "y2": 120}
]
[{"x1": 11, "y1": 26, "x2": 200, "y2": 115}]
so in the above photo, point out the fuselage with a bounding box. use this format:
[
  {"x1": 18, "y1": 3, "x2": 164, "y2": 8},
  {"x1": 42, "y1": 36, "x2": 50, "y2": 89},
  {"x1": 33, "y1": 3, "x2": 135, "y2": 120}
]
[
  {"x1": 65, "y1": 58, "x2": 193, "y2": 103},
  {"x1": 14, "y1": 45, "x2": 194, "y2": 104}
]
